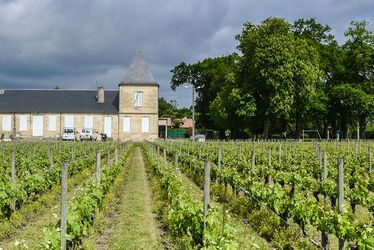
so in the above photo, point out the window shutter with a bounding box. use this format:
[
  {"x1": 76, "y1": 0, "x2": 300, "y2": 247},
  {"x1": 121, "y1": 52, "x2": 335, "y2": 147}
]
[
  {"x1": 49, "y1": 115, "x2": 57, "y2": 131},
  {"x1": 123, "y1": 117, "x2": 131, "y2": 132},
  {"x1": 19, "y1": 115, "x2": 28, "y2": 131},
  {"x1": 2, "y1": 115, "x2": 11, "y2": 131},
  {"x1": 141, "y1": 117, "x2": 149, "y2": 133}
]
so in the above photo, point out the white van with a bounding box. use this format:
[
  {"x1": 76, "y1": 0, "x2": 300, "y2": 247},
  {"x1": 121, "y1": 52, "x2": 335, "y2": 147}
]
[
  {"x1": 80, "y1": 128, "x2": 97, "y2": 141},
  {"x1": 63, "y1": 127, "x2": 77, "y2": 141}
]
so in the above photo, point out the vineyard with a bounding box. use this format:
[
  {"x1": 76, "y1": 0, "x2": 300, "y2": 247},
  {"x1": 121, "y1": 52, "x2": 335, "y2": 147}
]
[
  {"x1": 150, "y1": 140, "x2": 374, "y2": 249},
  {"x1": 0, "y1": 140, "x2": 373, "y2": 249}
]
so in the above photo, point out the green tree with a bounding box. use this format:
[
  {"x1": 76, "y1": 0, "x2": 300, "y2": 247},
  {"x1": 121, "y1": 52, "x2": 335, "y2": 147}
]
[
  {"x1": 237, "y1": 17, "x2": 322, "y2": 139},
  {"x1": 158, "y1": 97, "x2": 191, "y2": 127},
  {"x1": 341, "y1": 21, "x2": 374, "y2": 138},
  {"x1": 170, "y1": 55, "x2": 243, "y2": 138}
]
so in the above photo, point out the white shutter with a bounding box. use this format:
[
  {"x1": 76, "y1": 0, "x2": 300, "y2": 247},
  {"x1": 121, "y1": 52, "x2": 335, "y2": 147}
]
[
  {"x1": 84, "y1": 116, "x2": 93, "y2": 128},
  {"x1": 2, "y1": 115, "x2": 11, "y2": 131},
  {"x1": 32, "y1": 116, "x2": 44, "y2": 136},
  {"x1": 64, "y1": 115, "x2": 74, "y2": 127},
  {"x1": 48, "y1": 115, "x2": 57, "y2": 131},
  {"x1": 104, "y1": 117, "x2": 112, "y2": 137},
  {"x1": 19, "y1": 115, "x2": 28, "y2": 131},
  {"x1": 141, "y1": 117, "x2": 149, "y2": 133},
  {"x1": 134, "y1": 91, "x2": 143, "y2": 107},
  {"x1": 123, "y1": 117, "x2": 131, "y2": 132}
]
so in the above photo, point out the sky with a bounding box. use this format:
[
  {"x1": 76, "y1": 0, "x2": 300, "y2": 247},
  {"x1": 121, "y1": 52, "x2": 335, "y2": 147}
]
[{"x1": 0, "y1": 0, "x2": 373, "y2": 107}]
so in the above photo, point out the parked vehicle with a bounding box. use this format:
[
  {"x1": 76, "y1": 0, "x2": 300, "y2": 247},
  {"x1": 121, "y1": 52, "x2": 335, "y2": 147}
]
[
  {"x1": 80, "y1": 128, "x2": 97, "y2": 141},
  {"x1": 190, "y1": 134, "x2": 206, "y2": 142},
  {"x1": 62, "y1": 127, "x2": 77, "y2": 141}
]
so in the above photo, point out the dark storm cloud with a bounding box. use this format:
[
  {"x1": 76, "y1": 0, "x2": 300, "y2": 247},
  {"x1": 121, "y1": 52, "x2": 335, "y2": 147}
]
[{"x1": 0, "y1": 0, "x2": 372, "y2": 106}]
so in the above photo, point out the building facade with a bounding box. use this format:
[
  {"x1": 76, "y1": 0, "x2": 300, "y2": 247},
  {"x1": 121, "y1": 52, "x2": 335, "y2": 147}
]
[{"x1": 0, "y1": 52, "x2": 159, "y2": 141}]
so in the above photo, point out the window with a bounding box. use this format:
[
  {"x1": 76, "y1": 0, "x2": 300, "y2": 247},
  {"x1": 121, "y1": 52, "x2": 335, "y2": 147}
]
[
  {"x1": 141, "y1": 117, "x2": 149, "y2": 133},
  {"x1": 2, "y1": 115, "x2": 11, "y2": 131},
  {"x1": 19, "y1": 115, "x2": 28, "y2": 131},
  {"x1": 49, "y1": 115, "x2": 56, "y2": 131},
  {"x1": 123, "y1": 116, "x2": 131, "y2": 132},
  {"x1": 64, "y1": 115, "x2": 74, "y2": 128},
  {"x1": 84, "y1": 115, "x2": 93, "y2": 128},
  {"x1": 134, "y1": 91, "x2": 143, "y2": 108}
]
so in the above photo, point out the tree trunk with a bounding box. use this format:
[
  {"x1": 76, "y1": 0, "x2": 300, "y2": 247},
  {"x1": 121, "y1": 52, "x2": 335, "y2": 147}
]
[
  {"x1": 295, "y1": 113, "x2": 303, "y2": 140},
  {"x1": 219, "y1": 129, "x2": 226, "y2": 140},
  {"x1": 359, "y1": 115, "x2": 366, "y2": 139},
  {"x1": 263, "y1": 118, "x2": 270, "y2": 139},
  {"x1": 341, "y1": 118, "x2": 348, "y2": 139}
]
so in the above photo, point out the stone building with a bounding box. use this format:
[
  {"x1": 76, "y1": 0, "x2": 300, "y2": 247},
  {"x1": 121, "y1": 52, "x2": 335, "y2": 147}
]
[{"x1": 0, "y1": 52, "x2": 159, "y2": 141}]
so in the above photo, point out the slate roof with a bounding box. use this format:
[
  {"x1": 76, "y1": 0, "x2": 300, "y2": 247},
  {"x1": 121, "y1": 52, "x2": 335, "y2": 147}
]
[
  {"x1": 0, "y1": 89, "x2": 119, "y2": 114},
  {"x1": 119, "y1": 51, "x2": 158, "y2": 86}
]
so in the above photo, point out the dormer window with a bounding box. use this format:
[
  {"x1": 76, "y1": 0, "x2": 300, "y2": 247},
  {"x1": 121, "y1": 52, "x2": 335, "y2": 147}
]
[{"x1": 134, "y1": 91, "x2": 143, "y2": 108}]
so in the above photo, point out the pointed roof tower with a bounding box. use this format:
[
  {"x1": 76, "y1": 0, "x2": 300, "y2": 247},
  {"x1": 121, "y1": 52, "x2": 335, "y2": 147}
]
[{"x1": 119, "y1": 51, "x2": 158, "y2": 86}]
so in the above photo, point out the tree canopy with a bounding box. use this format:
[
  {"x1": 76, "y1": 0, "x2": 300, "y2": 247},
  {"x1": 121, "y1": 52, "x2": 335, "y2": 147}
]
[{"x1": 170, "y1": 17, "x2": 374, "y2": 139}]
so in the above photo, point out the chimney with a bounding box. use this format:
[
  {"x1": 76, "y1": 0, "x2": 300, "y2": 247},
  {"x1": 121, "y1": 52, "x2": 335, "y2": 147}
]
[{"x1": 97, "y1": 87, "x2": 104, "y2": 104}]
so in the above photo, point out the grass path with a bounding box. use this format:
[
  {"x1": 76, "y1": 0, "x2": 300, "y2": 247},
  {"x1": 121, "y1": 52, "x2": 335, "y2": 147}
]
[
  {"x1": 0, "y1": 164, "x2": 96, "y2": 249},
  {"x1": 108, "y1": 147, "x2": 162, "y2": 250}
]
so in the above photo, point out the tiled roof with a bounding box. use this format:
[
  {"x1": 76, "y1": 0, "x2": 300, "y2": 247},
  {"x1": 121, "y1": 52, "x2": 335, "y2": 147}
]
[
  {"x1": 0, "y1": 89, "x2": 119, "y2": 113},
  {"x1": 119, "y1": 51, "x2": 158, "y2": 86}
]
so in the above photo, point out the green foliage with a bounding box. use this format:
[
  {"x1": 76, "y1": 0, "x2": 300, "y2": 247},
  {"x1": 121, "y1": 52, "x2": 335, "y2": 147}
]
[
  {"x1": 170, "y1": 17, "x2": 374, "y2": 139},
  {"x1": 159, "y1": 97, "x2": 191, "y2": 127},
  {"x1": 144, "y1": 144, "x2": 239, "y2": 249},
  {"x1": 43, "y1": 145, "x2": 133, "y2": 249}
]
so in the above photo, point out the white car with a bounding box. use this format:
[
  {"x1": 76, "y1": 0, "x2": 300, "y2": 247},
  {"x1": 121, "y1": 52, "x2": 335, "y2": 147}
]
[
  {"x1": 63, "y1": 127, "x2": 77, "y2": 141},
  {"x1": 80, "y1": 128, "x2": 97, "y2": 141},
  {"x1": 190, "y1": 134, "x2": 206, "y2": 142}
]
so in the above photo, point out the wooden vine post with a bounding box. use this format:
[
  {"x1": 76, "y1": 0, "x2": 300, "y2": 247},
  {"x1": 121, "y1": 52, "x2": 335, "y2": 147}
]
[
  {"x1": 338, "y1": 157, "x2": 344, "y2": 250},
  {"x1": 369, "y1": 147, "x2": 372, "y2": 174},
  {"x1": 60, "y1": 161, "x2": 68, "y2": 250},
  {"x1": 163, "y1": 148, "x2": 167, "y2": 168},
  {"x1": 107, "y1": 149, "x2": 110, "y2": 167},
  {"x1": 11, "y1": 150, "x2": 16, "y2": 211},
  {"x1": 174, "y1": 152, "x2": 178, "y2": 173},
  {"x1": 115, "y1": 148, "x2": 118, "y2": 164},
  {"x1": 217, "y1": 147, "x2": 221, "y2": 169},
  {"x1": 96, "y1": 151, "x2": 101, "y2": 184},
  {"x1": 48, "y1": 148, "x2": 54, "y2": 170},
  {"x1": 321, "y1": 151, "x2": 329, "y2": 249},
  {"x1": 203, "y1": 159, "x2": 211, "y2": 234},
  {"x1": 251, "y1": 146, "x2": 256, "y2": 175}
]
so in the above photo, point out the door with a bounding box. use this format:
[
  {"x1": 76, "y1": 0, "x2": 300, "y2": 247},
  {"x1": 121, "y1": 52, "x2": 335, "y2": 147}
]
[
  {"x1": 32, "y1": 116, "x2": 44, "y2": 136},
  {"x1": 104, "y1": 116, "x2": 112, "y2": 138}
]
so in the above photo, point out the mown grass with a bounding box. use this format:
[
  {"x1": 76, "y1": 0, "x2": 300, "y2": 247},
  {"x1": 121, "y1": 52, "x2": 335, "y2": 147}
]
[{"x1": 107, "y1": 147, "x2": 162, "y2": 250}]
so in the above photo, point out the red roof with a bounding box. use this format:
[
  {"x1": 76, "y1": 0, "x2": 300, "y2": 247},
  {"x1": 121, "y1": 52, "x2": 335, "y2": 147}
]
[{"x1": 180, "y1": 117, "x2": 192, "y2": 128}]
